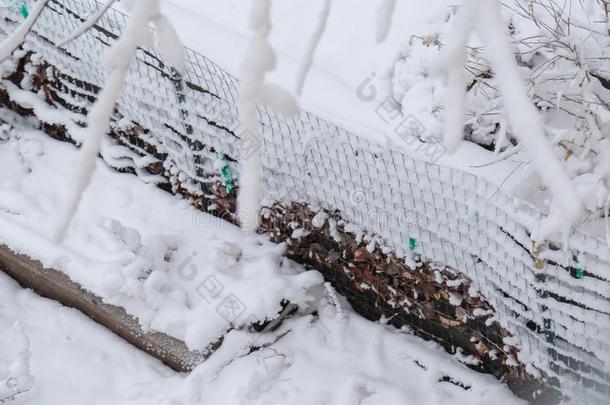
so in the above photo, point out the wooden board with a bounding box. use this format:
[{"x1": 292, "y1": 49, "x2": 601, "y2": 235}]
[{"x1": 0, "y1": 244, "x2": 207, "y2": 372}]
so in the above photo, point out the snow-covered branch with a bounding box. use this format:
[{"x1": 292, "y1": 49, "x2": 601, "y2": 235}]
[
  {"x1": 442, "y1": 0, "x2": 477, "y2": 153},
  {"x1": 0, "y1": 0, "x2": 50, "y2": 63},
  {"x1": 375, "y1": 0, "x2": 396, "y2": 43},
  {"x1": 475, "y1": 0, "x2": 584, "y2": 238},
  {"x1": 295, "y1": 0, "x2": 332, "y2": 95},
  {"x1": 396, "y1": 0, "x2": 591, "y2": 239},
  {"x1": 54, "y1": 0, "x2": 185, "y2": 240},
  {"x1": 237, "y1": 0, "x2": 297, "y2": 232},
  {"x1": 56, "y1": 0, "x2": 117, "y2": 48}
]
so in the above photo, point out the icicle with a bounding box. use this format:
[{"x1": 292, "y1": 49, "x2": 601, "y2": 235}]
[
  {"x1": 375, "y1": 0, "x2": 396, "y2": 43},
  {"x1": 295, "y1": 0, "x2": 332, "y2": 95}
]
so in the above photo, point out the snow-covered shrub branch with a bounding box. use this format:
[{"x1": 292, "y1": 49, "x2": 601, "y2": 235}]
[
  {"x1": 393, "y1": 0, "x2": 610, "y2": 238},
  {"x1": 55, "y1": 0, "x2": 117, "y2": 48},
  {"x1": 376, "y1": 0, "x2": 397, "y2": 43},
  {"x1": 0, "y1": 322, "x2": 32, "y2": 403},
  {"x1": 295, "y1": 0, "x2": 332, "y2": 95},
  {"x1": 54, "y1": 0, "x2": 185, "y2": 240},
  {"x1": 238, "y1": 0, "x2": 297, "y2": 232},
  {"x1": 0, "y1": 0, "x2": 50, "y2": 63},
  {"x1": 475, "y1": 0, "x2": 583, "y2": 239}
]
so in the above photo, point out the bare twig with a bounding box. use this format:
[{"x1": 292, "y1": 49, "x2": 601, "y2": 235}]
[
  {"x1": 0, "y1": 0, "x2": 50, "y2": 63},
  {"x1": 56, "y1": 0, "x2": 117, "y2": 48}
]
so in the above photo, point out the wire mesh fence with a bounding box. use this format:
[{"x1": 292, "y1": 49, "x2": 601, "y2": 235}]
[{"x1": 0, "y1": 0, "x2": 609, "y2": 402}]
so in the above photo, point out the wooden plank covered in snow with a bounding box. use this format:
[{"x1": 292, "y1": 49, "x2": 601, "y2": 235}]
[{"x1": 0, "y1": 244, "x2": 207, "y2": 372}]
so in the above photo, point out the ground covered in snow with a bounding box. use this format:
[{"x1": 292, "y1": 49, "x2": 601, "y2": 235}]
[
  {"x1": 0, "y1": 118, "x2": 526, "y2": 404},
  {"x1": 0, "y1": 271, "x2": 523, "y2": 405},
  {"x1": 0, "y1": 272, "x2": 182, "y2": 405}
]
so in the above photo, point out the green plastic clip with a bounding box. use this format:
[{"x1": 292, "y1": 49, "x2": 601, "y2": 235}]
[
  {"x1": 218, "y1": 154, "x2": 234, "y2": 194},
  {"x1": 408, "y1": 237, "x2": 418, "y2": 252},
  {"x1": 572, "y1": 252, "x2": 584, "y2": 279},
  {"x1": 20, "y1": 1, "x2": 28, "y2": 18}
]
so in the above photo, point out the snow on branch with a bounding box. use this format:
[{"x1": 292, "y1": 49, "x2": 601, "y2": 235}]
[
  {"x1": 442, "y1": 0, "x2": 477, "y2": 153},
  {"x1": 375, "y1": 0, "x2": 396, "y2": 43},
  {"x1": 295, "y1": 0, "x2": 332, "y2": 95},
  {"x1": 0, "y1": 0, "x2": 50, "y2": 64},
  {"x1": 238, "y1": 0, "x2": 297, "y2": 232},
  {"x1": 152, "y1": 14, "x2": 185, "y2": 73},
  {"x1": 54, "y1": 0, "x2": 185, "y2": 240},
  {"x1": 55, "y1": 0, "x2": 117, "y2": 48},
  {"x1": 443, "y1": 0, "x2": 584, "y2": 239}
]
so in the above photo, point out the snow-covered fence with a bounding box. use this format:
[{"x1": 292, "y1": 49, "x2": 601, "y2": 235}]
[{"x1": 0, "y1": 0, "x2": 609, "y2": 402}]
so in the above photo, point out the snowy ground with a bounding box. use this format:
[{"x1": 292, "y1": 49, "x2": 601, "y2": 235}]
[
  {"x1": 0, "y1": 269, "x2": 524, "y2": 405},
  {"x1": 0, "y1": 117, "x2": 526, "y2": 404},
  {"x1": 0, "y1": 272, "x2": 183, "y2": 405}
]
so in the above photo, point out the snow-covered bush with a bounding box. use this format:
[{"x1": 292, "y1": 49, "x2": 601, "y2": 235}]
[
  {"x1": 393, "y1": 0, "x2": 610, "y2": 226},
  {"x1": 0, "y1": 322, "x2": 33, "y2": 403}
]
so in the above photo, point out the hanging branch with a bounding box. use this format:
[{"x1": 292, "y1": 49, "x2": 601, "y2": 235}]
[
  {"x1": 375, "y1": 0, "x2": 396, "y2": 43},
  {"x1": 295, "y1": 0, "x2": 332, "y2": 95},
  {"x1": 444, "y1": 0, "x2": 584, "y2": 239},
  {"x1": 237, "y1": 0, "x2": 297, "y2": 232},
  {"x1": 54, "y1": 0, "x2": 185, "y2": 240},
  {"x1": 55, "y1": 0, "x2": 117, "y2": 48},
  {"x1": 0, "y1": 0, "x2": 50, "y2": 63},
  {"x1": 443, "y1": 0, "x2": 478, "y2": 152}
]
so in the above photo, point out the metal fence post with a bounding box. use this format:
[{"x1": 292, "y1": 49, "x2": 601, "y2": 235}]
[
  {"x1": 169, "y1": 67, "x2": 209, "y2": 195},
  {"x1": 533, "y1": 243, "x2": 561, "y2": 381}
]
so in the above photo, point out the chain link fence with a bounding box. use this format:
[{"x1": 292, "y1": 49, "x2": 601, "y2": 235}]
[{"x1": 0, "y1": 0, "x2": 609, "y2": 402}]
